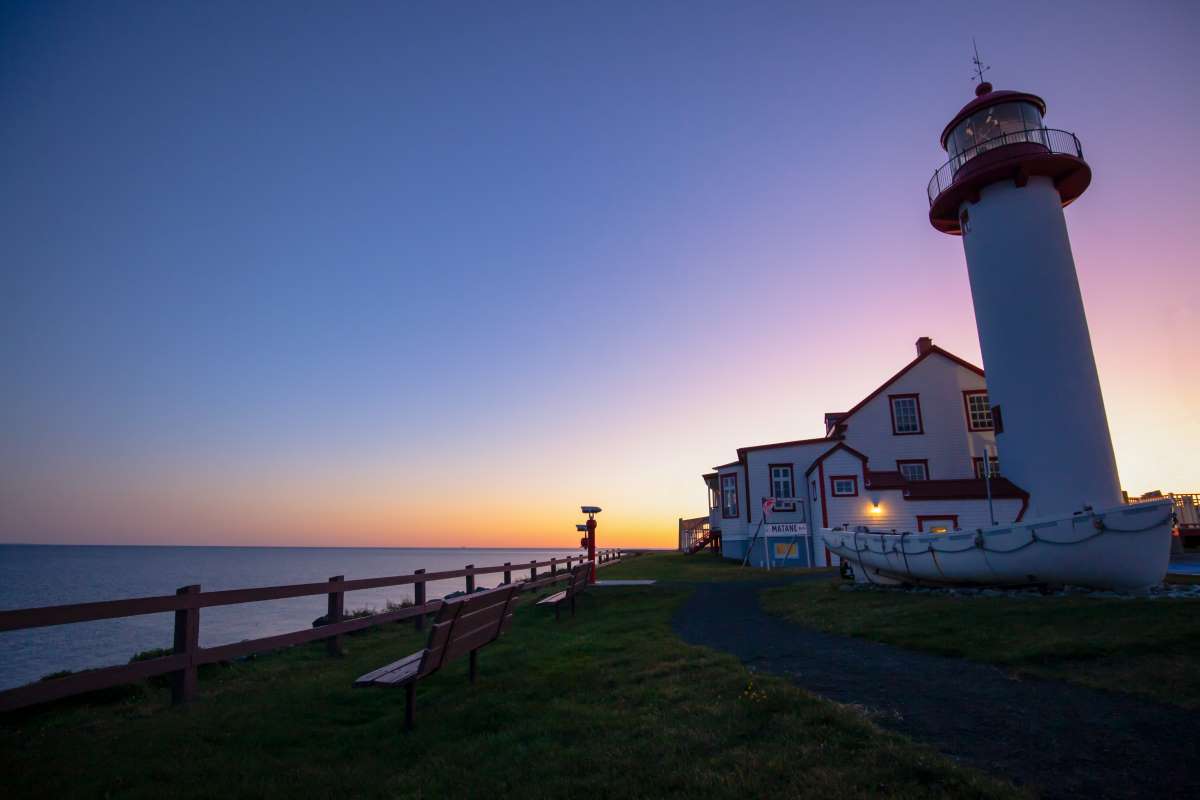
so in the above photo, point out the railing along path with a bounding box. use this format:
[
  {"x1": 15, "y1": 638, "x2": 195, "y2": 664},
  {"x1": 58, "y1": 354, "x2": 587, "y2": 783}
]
[{"x1": 0, "y1": 548, "x2": 630, "y2": 712}]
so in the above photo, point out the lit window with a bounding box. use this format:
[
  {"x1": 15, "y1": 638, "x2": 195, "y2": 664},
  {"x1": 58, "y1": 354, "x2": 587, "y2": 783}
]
[
  {"x1": 897, "y1": 460, "x2": 929, "y2": 481},
  {"x1": 708, "y1": 484, "x2": 720, "y2": 510},
  {"x1": 973, "y1": 456, "x2": 1000, "y2": 479},
  {"x1": 770, "y1": 465, "x2": 796, "y2": 511},
  {"x1": 890, "y1": 394, "x2": 923, "y2": 435},
  {"x1": 830, "y1": 476, "x2": 858, "y2": 497},
  {"x1": 721, "y1": 474, "x2": 739, "y2": 519},
  {"x1": 918, "y1": 515, "x2": 958, "y2": 533},
  {"x1": 964, "y1": 391, "x2": 993, "y2": 431}
]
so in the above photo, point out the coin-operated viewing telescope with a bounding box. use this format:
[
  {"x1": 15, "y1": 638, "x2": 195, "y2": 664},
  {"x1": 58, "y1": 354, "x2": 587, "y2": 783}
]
[{"x1": 579, "y1": 506, "x2": 601, "y2": 583}]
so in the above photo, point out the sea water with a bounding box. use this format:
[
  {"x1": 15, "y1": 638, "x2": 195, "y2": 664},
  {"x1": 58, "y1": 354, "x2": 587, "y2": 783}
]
[{"x1": 0, "y1": 544, "x2": 580, "y2": 690}]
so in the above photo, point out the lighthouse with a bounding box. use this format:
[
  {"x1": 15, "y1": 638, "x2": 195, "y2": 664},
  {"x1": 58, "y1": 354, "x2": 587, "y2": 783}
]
[{"x1": 927, "y1": 77, "x2": 1121, "y2": 519}]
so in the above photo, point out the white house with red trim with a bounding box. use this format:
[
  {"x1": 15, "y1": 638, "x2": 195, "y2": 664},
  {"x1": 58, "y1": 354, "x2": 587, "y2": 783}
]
[{"x1": 702, "y1": 337, "x2": 1028, "y2": 567}]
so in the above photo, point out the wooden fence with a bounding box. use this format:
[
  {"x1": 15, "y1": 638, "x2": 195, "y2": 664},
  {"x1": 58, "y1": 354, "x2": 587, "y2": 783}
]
[{"x1": 0, "y1": 548, "x2": 630, "y2": 713}]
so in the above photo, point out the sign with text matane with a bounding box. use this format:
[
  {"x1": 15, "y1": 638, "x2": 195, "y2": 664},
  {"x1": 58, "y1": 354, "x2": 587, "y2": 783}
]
[{"x1": 765, "y1": 523, "x2": 808, "y2": 536}]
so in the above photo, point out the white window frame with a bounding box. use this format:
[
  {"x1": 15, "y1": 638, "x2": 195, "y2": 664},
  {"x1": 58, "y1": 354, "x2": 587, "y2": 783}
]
[
  {"x1": 964, "y1": 391, "x2": 994, "y2": 431},
  {"x1": 830, "y1": 476, "x2": 858, "y2": 497},
  {"x1": 889, "y1": 394, "x2": 923, "y2": 435},
  {"x1": 769, "y1": 464, "x2": 796, "y2": 511},
  {"x1": 898, "y1": 461, "x2": 928, "y2": 481},
  {"x1": 721, "y1": 474, "x2": 739, "y2": 519},
  {"x1": 973, "y1": 456, "x2": 1000, "y2": 479}
]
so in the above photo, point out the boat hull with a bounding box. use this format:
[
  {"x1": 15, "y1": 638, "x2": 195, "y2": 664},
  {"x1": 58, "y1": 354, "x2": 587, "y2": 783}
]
[{"x1": 819, "y1": 499, "x2": 1175, "y2": 591}]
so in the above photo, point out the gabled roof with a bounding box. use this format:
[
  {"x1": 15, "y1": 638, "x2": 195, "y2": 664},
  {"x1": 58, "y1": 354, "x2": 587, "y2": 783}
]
[
  {"x1": 803, "y1": 442, "x2": 870, "y2": 476},
  {"x1": 833, "y1": 345, "x2": 984, "y2": 431},
  {"x1": 736, "y1": 436, "x2": 835, "y2": 459}
]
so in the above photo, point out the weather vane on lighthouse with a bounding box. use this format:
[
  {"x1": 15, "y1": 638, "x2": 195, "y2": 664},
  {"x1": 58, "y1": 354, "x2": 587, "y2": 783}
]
[{"x1": 970, "y1": 38, "x2": 990, "y2": 86}]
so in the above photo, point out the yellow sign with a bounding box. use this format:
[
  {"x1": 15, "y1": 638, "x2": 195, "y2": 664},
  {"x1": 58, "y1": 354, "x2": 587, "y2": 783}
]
[{"x1": 774, "y1": 542, "x2": 799, "y2": 559}]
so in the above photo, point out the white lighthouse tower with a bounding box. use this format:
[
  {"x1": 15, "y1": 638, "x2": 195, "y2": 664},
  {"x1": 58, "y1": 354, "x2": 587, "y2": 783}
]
[{"x1": 927, "y1": 76, "x2": 1121, "y2": 519}]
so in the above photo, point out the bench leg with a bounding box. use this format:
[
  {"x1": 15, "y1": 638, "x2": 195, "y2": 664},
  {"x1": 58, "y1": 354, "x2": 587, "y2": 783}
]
[
  {"x1": 469, "y1": 649, "x2": 478, "y2": 684},
  {"x1": 404, "y1": 683, "x2": 415, "y2": 732}
]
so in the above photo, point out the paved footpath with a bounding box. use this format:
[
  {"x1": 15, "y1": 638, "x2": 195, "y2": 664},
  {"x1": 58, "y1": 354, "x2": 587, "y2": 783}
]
[{"x1": 671, "y1": 579, "x2": 1199, "y2": 800}]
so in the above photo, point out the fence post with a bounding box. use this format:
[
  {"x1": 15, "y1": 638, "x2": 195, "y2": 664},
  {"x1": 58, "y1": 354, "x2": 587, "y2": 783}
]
[
  {"x1": 466, "y1": 564, "x2": 475, "y2": 594},
  {"x1": 414, "y1": 569, "x2": 426, "y2": 632},
  {"x1": 326, "y1": 575, "x2": 344, "y2": 656},
  {"x1": 503, "y1": 562, "x2": 512, "y2": 585},
  {"x1": 529, "y1": 560, "x2": 537, "y2": 580},
  {"x1": 172, "y1": 584, "x2": 200, "y2": 706},
  {"x1": 551, "y1": 557, "x2": 557, "y2": 576}
]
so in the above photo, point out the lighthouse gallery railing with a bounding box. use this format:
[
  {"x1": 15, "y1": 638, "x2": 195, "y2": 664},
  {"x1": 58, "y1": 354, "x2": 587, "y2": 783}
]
[{"x1": 927, "y1": 127, "x2": 1083, "y2": 206}]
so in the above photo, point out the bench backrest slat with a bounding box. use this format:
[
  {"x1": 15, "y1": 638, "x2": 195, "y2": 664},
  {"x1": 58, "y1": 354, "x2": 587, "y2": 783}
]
[
  {"x1": 419, "y1": 584, "x2": 517, "y2": 677},
  {"x1": 418, "y1": 601, "x2": 465, "y2": 678},
  {"x1": 567, "y1": 563, "x2": 590, "y2": 597}
]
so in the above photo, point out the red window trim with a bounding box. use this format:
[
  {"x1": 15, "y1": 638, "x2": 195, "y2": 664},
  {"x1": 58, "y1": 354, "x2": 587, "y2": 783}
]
[
  {"x1": 917, "y1": 514, "x2": 959, "y2": 532},
  {"x1": 972, "y1": 456, "x2": 1000, "y2": 478},
  {"x1": 768, "y1": 463, "x2": 797, "y2": 510},
  {"x1": 829, "y1": 475, "x2": 859, "y2": 497},
  {"x1": 962, "y1": 390, "x2": 993, "y2": 432},
  {"x1": 720, "y1": 473, "x2": 740, "y2": 519},
  {"x1": 888, "y1": 393, "x2": 924, "y2": 436},
  {"x1": 896, "y1": 459, "x2": 930, "y2": 480}
]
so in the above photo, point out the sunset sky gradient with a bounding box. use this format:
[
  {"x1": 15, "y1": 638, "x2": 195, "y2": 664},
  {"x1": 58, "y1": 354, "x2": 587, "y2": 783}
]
[{"x1": 2, "y1": 1, "x2": 1197, "y2": 548}]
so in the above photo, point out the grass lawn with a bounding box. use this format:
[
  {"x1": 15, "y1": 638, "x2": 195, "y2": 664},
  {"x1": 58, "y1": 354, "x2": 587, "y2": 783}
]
[
  {"x1": 602, "y1": 551, "x2": 834, "y2": 582},
  {"x1": 1, "y1": 571, "x2": 1021, "y2": 799},
  {"x1": 761, "y1": 580, "x2": 1200, "y2": 709}
]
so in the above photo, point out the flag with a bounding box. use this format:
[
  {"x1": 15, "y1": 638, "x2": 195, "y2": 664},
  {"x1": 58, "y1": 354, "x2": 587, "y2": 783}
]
[{"x1": 762, "y1": 497, "x2": 775, "y2": 516}]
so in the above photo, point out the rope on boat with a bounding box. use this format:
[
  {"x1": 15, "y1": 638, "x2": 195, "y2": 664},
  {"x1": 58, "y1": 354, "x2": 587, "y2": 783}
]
[{"x1": 828, "y1": 510, "x2": 1175, "y2": 562}]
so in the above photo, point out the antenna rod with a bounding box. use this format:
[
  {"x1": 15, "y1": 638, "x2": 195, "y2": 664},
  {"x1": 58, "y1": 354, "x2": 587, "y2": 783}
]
[{"x1": 971, "y1": 37, "x2": 991, "y2": 84}]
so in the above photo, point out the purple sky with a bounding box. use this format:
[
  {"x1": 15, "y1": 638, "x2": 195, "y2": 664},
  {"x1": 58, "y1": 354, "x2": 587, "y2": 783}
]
[{"x1": 2, "y1": 1, "x2": 1197, "y2": 547}]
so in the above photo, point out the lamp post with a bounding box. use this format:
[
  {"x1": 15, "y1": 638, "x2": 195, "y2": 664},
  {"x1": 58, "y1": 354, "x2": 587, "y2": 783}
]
[{"x1": 580, "y1": 506, "x2": 601, "y2": 583}]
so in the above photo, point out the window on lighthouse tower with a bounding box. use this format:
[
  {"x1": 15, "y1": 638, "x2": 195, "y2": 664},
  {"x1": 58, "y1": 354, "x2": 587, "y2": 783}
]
[{"x1": 948, "y1": 102, "x2": 1045, "y2": 169}]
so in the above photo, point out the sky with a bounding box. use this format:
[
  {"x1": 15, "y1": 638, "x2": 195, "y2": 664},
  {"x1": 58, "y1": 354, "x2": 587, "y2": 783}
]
[{"x1": 2, "y1": 1, "x2": 1197, "y2": 549}]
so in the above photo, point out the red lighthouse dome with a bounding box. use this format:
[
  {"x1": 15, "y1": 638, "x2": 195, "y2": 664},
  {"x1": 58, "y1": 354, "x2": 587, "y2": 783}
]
[{"x1": 927, "y1": 82, "x2": 1091, "y2": 234}]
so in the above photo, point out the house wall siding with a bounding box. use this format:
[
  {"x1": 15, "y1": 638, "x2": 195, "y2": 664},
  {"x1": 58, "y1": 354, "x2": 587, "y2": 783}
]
[
  {"x1": 840, "y1": 354, "x2": 997, "y2": 479},
  {"x1": 716, "y1": 466, "x2": 748, "y2": 542},
  {"x1": 742, "y1": 442, "x2": 831, "y2": 529},
  {"x1": 817, "y1": 448, "x2": 1023, "y2": 531}
]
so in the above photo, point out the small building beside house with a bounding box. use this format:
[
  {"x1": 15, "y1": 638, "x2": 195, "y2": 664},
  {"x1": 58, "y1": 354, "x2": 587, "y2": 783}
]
[{"x1": 701, "y1": 337, "x2": 1028, "y2": 567}]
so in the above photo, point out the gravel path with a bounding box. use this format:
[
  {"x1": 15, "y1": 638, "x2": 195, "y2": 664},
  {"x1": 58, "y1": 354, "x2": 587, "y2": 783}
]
[{"x1": 671, "y1": 579, "x2": 1199, "y2": 799}]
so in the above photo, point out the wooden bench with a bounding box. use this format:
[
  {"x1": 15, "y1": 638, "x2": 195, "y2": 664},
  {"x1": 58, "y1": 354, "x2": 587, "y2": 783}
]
[
  {"x1": 535, "y1": 563, "x2": 591, "y2": 620},
  {"x1": 354, "y1": 583, "x2": 517, "y2": 730}
]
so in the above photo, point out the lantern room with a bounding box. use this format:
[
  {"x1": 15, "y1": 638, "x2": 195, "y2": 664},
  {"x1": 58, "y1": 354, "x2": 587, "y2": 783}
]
[{"x1": 927, "y1": 81, "x2": 1091, "y2": 234}]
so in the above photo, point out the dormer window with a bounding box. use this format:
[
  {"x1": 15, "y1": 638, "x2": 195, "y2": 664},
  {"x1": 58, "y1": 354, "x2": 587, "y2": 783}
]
[
  {"x1": 889, "y1": 394, "x2": 923, "y2": 435},
  {"x1": 963, "y1": 391, "x2": 994, "y2": 431}
]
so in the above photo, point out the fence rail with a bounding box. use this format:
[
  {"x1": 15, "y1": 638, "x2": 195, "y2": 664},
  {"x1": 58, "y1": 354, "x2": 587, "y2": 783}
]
[
  {"x1": 926, "y1": 127, "x2": 1083, "y2": 206},
  {"x1": 0, "y1": 548, "x2": 629, "y2": 713}
]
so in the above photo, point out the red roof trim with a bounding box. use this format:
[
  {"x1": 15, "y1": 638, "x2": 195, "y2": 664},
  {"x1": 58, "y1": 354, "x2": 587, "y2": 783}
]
[
  {"x1": 736, "y1": 436, "x2": 835, "y2": 458},
  {"x1": 863, "y1": 473, "x2": 1028, "y2": 502},
  {"x1": 834, "y1": 346, "x2": 984, "y2": 431},
  {"x1": 803, "y1": 442, "x2": 870, "y2": 477}
]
